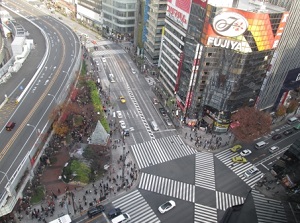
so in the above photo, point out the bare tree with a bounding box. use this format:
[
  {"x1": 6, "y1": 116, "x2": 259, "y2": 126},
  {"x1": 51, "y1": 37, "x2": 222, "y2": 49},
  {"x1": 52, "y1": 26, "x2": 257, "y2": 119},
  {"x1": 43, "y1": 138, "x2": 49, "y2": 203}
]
[{"x1": 231, "y1": 107, "x2": 272, "y2": 143}]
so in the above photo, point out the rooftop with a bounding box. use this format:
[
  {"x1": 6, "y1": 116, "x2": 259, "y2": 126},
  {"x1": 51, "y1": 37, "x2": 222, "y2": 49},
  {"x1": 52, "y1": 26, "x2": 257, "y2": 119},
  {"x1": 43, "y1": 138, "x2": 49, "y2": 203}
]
[{"x1": 208, "y1": 0, "x2": 287, "y2": 13}]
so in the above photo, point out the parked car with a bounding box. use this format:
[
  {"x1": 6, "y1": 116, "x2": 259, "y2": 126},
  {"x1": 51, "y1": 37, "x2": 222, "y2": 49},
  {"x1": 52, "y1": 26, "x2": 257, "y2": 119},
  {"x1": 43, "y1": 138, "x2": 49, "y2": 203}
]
[
  {"x1": 153, "y1": 98, "x2": 159, "y2": 105},
  {"x1": 158, "y1": 200, "x2": 176, "y2": 214},
  {"x1": 131, "y1": 68, "x2": 136, "y2": 74},
  {"x1": 87, "y1": 204, "x2": 105, "y2": 218},
  {"x1": 272, "y1": 134, "x2": 282, "y2": 140},
  {"x1": 240, "y1": 149, "x2": 252, "y2": 157},
  {"x1": 230, "y1": 144, "x2": 242, "y2": 152},
  {"x1": 232, "y1": 156, "x2": 247, "y2": 163},
  {"x1": 107, "y1": 208, "x2": 121, "y2": 219},
  {"x1": 165, "y1": 119, "x2": 173, "y2": 126},
  {"x1": 283, "y1": 129, "x2": 293, "y2": 136},
  {"x1": 159, "y1": 108, "x2": 167, "y2": 116},
  {"x1": 102, "y1": 57, "x2": 107, "y2": 63}
]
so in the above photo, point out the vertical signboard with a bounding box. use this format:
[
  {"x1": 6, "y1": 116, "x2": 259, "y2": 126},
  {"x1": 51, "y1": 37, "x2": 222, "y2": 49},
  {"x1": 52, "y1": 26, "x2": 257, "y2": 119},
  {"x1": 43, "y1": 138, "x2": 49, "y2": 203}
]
[{"x1": 166, "y1": 0, "x2": 192, "y2": 30}]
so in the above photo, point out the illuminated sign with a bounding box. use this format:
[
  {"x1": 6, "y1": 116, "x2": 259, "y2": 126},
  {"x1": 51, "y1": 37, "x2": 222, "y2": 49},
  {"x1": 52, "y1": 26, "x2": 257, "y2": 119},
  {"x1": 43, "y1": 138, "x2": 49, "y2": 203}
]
[
  {"x1": 166, "y1": 0, "x2": 191, "y2": 30},
  {"x1": 212, "y1": 12, "x2": 248, "y2": 37}
]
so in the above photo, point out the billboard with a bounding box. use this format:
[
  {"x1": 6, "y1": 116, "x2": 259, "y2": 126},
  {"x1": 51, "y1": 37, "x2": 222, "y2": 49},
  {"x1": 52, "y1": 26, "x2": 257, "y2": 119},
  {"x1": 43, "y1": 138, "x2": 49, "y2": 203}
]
[
  {"x1": 166, "y1": 0, "x2": 192, "y2": 30},
  {"x1": 202, "y1": 7, "x2": 289, "y2": 53}
]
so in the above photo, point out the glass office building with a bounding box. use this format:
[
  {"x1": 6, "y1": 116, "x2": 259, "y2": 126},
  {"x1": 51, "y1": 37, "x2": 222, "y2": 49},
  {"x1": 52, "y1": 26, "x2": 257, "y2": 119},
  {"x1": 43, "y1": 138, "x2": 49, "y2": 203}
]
[
  {"x1": 159, "y1": 0, "x2": 288, "y2": 132},
  {"x1": 102, "y1": 0, "x2": 136, "y2": 37}
]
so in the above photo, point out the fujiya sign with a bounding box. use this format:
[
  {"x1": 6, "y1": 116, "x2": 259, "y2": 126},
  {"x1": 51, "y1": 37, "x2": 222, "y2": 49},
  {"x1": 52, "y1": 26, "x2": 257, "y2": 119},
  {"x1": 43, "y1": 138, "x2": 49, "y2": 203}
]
[
  {"x1": 166, "y1": 3, "x2": 189, "y2": 29},
  {"x1": 212, "y1": 12, "x2": 248, "y2": 37},
  {"x1": 207, "y1": 36, "x2": 243, "y2": 51}
]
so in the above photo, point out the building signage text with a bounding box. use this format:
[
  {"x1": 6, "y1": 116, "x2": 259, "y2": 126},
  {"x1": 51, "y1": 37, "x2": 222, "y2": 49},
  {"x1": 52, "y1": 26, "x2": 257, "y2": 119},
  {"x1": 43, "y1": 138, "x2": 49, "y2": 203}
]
[
  {"x1": 207, "y1": 36, "x2": 242, "y2": 51},
  {"x1": 166, "y1": 4, "x2": 188, "y2": 29}
]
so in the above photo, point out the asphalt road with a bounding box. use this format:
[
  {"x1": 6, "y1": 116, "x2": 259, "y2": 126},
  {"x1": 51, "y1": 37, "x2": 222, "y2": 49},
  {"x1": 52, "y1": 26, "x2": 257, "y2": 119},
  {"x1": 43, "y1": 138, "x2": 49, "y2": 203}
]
[{"x1": 0, "y1": 0, "x2": 80, "y2": 198}]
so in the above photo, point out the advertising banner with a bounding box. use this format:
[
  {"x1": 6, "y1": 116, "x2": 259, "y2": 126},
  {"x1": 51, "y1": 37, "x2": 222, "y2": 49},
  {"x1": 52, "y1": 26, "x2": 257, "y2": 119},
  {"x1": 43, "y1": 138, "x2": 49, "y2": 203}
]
[
  {"x1": 202, "y1": 7, "x2": 289, "y2": 52},
  {"x1": 167, "y1": 0, "x2": 192, "y2": 30}
]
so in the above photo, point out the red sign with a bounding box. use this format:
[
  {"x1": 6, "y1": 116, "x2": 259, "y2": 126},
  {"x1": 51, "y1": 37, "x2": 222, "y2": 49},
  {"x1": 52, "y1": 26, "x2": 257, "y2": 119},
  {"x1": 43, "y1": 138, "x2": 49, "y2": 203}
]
[{"x1": 193, "y1": 0, "x2": 207, "y2": 8}]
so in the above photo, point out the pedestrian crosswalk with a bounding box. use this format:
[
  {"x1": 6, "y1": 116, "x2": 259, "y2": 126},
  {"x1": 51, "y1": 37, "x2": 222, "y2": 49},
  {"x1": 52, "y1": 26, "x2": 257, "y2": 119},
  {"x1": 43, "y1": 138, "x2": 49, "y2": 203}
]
[
  {"x1": 252, "y1": 189, "x2": 287, "y2": 223},
  {"x1": 194, "y1": 203, "x2": 218, "y2": 223},
  {"x1": 112, "y1": 190, "x2": 160, "y2": 223},
  {"x1": 139, "y1": 173, "x2": 195, "y2": 202},
  {"x1": 215, "y1": 191, "x2": 245, "y2": 211},
  {"x1": 215, "y1": 150, "x2": 263, "y2": 188},
  {"x1": 195, "y1": 152, "x2": 215, "y2": 190},
  {"x1": 131, "y1": 135, "x2": 196, "y2": 169},
  {"x1": 92, "y1": 49, "x2": 126, "y2": 57}
]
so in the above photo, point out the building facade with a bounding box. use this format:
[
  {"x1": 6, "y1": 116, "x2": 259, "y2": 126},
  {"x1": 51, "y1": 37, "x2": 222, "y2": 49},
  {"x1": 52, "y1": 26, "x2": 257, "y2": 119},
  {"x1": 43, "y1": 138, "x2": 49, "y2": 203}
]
[
  {"x1": 76, "y1": 0, "x2": 103, "y2": 31},
  {"x1": 144, "y1": 0, "x2": 167, "y2": 65},
  {"x1": 159, "y1": 0, "x2": 289, "y2": 132},
  {"x1": 102, "y1": 0, "x2": 136, "y2": 39},
  {"x1": 256, "y1": 0, "x2": 300, "y2": 111}
]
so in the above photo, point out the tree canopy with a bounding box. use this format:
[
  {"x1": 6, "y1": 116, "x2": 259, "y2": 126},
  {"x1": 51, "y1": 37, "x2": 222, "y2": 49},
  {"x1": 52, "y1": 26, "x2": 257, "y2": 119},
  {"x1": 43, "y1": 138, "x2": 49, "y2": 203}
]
[{"x1": 231, "y1": 107, "x2": 272, "y2": 143}]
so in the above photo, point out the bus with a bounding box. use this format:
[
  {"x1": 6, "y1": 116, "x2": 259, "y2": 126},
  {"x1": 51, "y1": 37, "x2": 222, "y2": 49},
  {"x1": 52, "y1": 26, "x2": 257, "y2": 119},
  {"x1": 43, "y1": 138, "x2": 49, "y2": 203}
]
[{"x1": 49, "y1": 214, "x2": 72, "y2": 223}]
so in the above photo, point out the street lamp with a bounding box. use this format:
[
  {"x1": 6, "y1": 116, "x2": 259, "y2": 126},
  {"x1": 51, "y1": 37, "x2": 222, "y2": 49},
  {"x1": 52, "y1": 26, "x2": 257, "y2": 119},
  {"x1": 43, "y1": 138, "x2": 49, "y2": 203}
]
[{"x1": 48, "y1": 93, "x2": 58, "y2": 104}]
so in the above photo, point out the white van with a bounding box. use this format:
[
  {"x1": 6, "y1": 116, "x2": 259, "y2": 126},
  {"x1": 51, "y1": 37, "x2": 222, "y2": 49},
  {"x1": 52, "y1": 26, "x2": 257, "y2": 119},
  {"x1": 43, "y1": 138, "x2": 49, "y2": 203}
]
[
  {"x1": 151, "y1": 121, "x2": 159, "y2": 131},
  {"x1": 287, "y1": 117, "x2": 298, "y2": 125},
  {"x1": 255, "y1": 141, "x2": 267, "y2": 149},
  {"x1": 111, "y1": 213, "x2": 130, "y2": 223}
]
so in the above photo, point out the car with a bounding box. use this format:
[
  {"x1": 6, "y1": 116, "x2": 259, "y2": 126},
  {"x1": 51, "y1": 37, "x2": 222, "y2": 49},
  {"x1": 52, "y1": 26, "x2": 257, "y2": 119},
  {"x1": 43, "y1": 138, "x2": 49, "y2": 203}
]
[
  {"x1": 120, "y1": 96, "x2": 126, "y2": 103},
  {"x1": 158, "y1": 200, "x2": 176, "y2": 214},
  {"x1": 87, "y1": 204, "x2": 105, "y2": 218},
  {"x1": 232, "y1": 156, "x2": 247, "y2": 163},
  {"x1": 165, "y1": 119, "x2": 173, "y2": 126},
  {"x1": 131, "y1": 68, "x2": 136, "y2": 74},
  {"x1": 269, "y1": 146, "x2": 279, "y2": 153},
  {"x1": 107, "y1": 208, "x2": 121, "y2": 219},
  {"x1": 116, "y1": 111, "x2": 122, "y2": 119},
  {"x1": 230, "y1": 144, "x2": 242, "y2": 152},
  {"x1": 159, "y1": 107, "x2": 167, "y2": 116},
  {"x1": 119, "y1": 120, "x2": 126, "y2": 129},
  {"x1": 123, "y1": 129, "x2": 130, "y2": 136},
  {"x1": 244, "y1": 167, "x2": 259, "y2": 178},
  {"x1": 102, "y1": 57, "x2": 107, "y2": 63},
  {"x1": 272, "y1": 134, "x2": 282, "y2": 140},
  {"x1": 283, "y1": 129, "x2": 293, "y2": 136},
  {"x1": 240, "y1": 149, "x2": 252, "y2": 157},
  {"x1": 6, "y1": 121, "x2": 16, "y2": 131},
  {"x1": 153, "y1": 98, "x2": 159, "y2": 105}
]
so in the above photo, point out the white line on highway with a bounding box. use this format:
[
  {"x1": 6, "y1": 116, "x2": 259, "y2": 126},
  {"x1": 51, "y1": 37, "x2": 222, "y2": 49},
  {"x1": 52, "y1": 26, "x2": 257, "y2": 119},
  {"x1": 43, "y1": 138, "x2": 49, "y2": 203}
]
[{"x1": 261, "y1": 163, "x2": 269, "y2": 170}]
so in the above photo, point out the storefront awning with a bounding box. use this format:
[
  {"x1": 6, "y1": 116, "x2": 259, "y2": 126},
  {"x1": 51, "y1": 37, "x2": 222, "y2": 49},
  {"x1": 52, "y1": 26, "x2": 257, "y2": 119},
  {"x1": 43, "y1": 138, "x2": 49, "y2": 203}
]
[{"x1": 203, "y1": 116, "x2": 213, "y2": 125}]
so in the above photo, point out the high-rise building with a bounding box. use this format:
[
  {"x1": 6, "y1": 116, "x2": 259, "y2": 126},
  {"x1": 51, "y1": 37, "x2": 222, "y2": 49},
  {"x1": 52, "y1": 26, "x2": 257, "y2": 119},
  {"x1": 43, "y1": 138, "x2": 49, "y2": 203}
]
[
  {"x1": 256, "y1": 0, "x2": 300, "y2": 111},
  {"x1": 102, "y1": 0, "x2": 136, "y2": 39},
  {"x1": 159, "y1": 0, "x2": 289, "y2": 132},
  {"x1": 144, "y1": 0, "x2": 167, "y2": 65}
]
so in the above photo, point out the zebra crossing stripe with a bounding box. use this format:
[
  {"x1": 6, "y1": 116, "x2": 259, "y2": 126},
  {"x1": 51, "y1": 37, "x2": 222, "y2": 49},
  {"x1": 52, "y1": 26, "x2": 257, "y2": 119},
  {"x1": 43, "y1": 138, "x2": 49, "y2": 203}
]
[
  {"x1": 195, "y1": 152, "x2": 216, "y2": 190},
  {"x1": 131, "y1": 135, "x2": 196, "y2": 169},
  {"x1": 252, "y1": 189, "x2": 287, "y2": 223},
  {"x1": 216, "y1": 191, "x2": 245, "y2": 211},
  {"x1": 139, "y1": 173, "x2": 195, "y2": 202},
  {"x1": 194, "y1": 203, "x2": 218, "y2": 223},
  {"x1": 112, "y1": 190, "x2": 160, "y2": 223}
]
